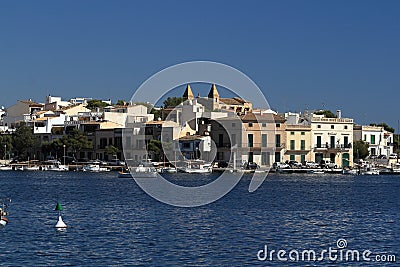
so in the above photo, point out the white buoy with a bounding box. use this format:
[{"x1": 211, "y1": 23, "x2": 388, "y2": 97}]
[
  {"x1": 54, "y1": 202, "x2": 67, "y2": 230},
  {"x1": 55, "y1": 215, "x2": 67, "y2": 229},
  {"x1": 0, "y1": 218, "x2": 8, "y2": 227}
]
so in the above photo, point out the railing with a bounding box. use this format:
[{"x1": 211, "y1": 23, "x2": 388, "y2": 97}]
[
  {"x1": 214, "y1": 142, "x2": 282, "y2": 149},
  {"x1": 285, "y1": 124, "x2": 311, "y2": 130},
  {"x1": 314, "y1": 144, "x2": 352, "y2": 149},
  {"x1": 311, "y1": 117, "x2": 353, "y2": 123}
]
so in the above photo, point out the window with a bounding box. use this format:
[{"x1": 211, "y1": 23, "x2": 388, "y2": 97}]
[
  {"x1": 317, "y1": 125, "x2": 321, "y2": 129},
  {"x1": 248, "y1": 152, "x2": 254, "y2": 162},
  {"x1": 276, "y1": 123, "x2": 281, "y2": 128},
  {"x1": 248, "y1": 134, "x2": 253, "y2": 148},
  {"x1": 262, "y1": 134, "x2": 267, "y2": 147},
  {"x1": 261, "y1": 152, "x2": 270, "y2": 165},
  {"x1": 262, "y1": 123, "x2": 267, "y2": 127},
  {"x1": 290, "y1": 140, "x2": 295, "y2": 150},
  {"x1": 344, "y1": 125, "x2": 348, "y2": 130},
  {"x1": 371, "y1": 135, "x2": 375, "y2": 144},
  {"x1": 364, "y1": 134, "x2": 366, "y2": 141},
  {"x1": 344, "y1": 136, "x2": 349, "y2": 148},
  {"x1": 290, "y1": 155, "x2": 295, "y2": 161},
  {"x1": 275, "y1": 134, "x2": 281, "y2": 148},
  {"x1": 316, "y1": 136, "x2": 322, "y2": 148},
  {"x1": 248, "y1": 122, "x2": 253, "y2": 127},
  {"x1": 331, "y1": 125, "x2": 334, "y2": 129},
  {"x1": 275, "y1": 152, "x2": 280, "y2": 163},
  {"x1": 301, "y1": 140, "x2": 305, "y2": 150},
  {"x1": 232, "y1": 123, "x2": 236, "y2": 128},
  {"x1": 301, "y1": 132, "x2": 305, "y2": 135},
  {"x1": 218, "y1": 134, "x2": 224, "y2": 147},
  {"x1": 300, "y1": 154, "x2": 305, "y2": 163},
  {"x1": 100, "y1": 138, "x2": 107, "y2": 149},
  {"x1": 231, "y1": 134, "x2": 236, "y2": 146},
  {"x1": 290, "y1": 132, "x2": 295, "y2": 135},
  {"x1": 330, "y1": 136, "x2": 335, "y2": 148}
]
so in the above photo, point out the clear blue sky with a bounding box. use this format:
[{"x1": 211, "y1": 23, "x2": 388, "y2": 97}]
[{"x1": 1, "y1": 1, "x2": 399, "y2": 129}]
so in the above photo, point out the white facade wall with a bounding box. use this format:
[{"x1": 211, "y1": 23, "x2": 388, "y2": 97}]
[
  {"x1": 354, "y1": 126, "x2": 394, "y2": 156},
  {"x1": 33, "y1": 115, "x2": 66, "y2": 134},
  {"x1": 310, "y1": 115, "x2": 354, "y2": 167}
]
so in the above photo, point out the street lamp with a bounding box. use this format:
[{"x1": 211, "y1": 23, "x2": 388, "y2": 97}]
[{"x1": 63, "y1": 145, "x2": 66, "y2": 165}]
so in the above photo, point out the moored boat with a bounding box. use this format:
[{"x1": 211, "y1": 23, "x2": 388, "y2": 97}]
[
  {"x1": 0, "y1": 165, "x2": 12, "y2": 171},
  {"x1": 342, "y1": 169, "x2": 358, "y2": 175},
  {"x1": 0, "y1": 198, "x2": 11, "y2": 227},
  {"x1": 178, "y1": 160, "x2": 212, "y2": 174},
  {"x1": 130, "y1": 165, "x2": 157, "y2": 178}
]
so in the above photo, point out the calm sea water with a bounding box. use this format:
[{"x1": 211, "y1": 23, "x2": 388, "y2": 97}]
[{"x1": 0, "y1": 171, "x2": 398, "y2": 266}]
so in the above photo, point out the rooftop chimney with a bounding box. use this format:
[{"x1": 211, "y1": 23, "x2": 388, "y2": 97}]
[{"x1": 336, "y1": 110, "x2": 342, "y2": 119}]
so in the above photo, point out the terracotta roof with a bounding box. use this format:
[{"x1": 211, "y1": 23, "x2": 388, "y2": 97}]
[
  {"x1": 178, "y1": 135, "x2": 207, "y2": 141},
  {"x1": 219, "y1": 98, "x2": 243, "y2": 106},
  {"x1": 58, "y1": 104, "x2": 81, "y2": 111},
  {"x1": 33, "y1": 117, "x2": 49, "y2": 121},
  {"x1": 34, "y1": 110, "x2": 51, "y2": 115},
  {"x1": 240, "y1": 113, "x2": 284, "y2": 122},
  {"x1": 19, "y1": 100, "x2": 43, "y2": 107}
]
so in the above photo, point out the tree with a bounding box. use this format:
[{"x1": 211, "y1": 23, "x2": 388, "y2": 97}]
[
  {"x1": 369, "y1": 123, "x2": 395, "y2": 133},
  {"x1": 12, "y1": 125, "x2": 37, "y2": 159},
  {"x1": 116, "y1": 100, "x2": 127, "y2": 106},
  {"x1": 105, "y1": 145, "x2": 118, "y2": 157},
  {"x1": 0, "y1": 135, "x2": 13, "y2": 159},
  {"x1": 147, "y1": 139, "x2": 162, "y2": 161},
  {"x1": 314, "y1": 110, "x2": 336, "y2": 118},
  {"x1": 150, "y1": 108, "x2": 161, "y2": 120},
  {"x1": 353, "y1": 140, "x2": 369, "y2": 160},
  {"x1": 61, "y1": 129, "x2": 92, "y2": 159},
  {"x1": 86, "y1": 99, "x2": 109, "y2": 110},
  {"x1": 163, "y1": 97, "x2": 185, "y2": 108}
]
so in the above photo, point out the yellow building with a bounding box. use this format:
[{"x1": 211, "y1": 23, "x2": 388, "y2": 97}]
[{"x1": 283, "y1": 124, "x2": 312, "y2": 164}]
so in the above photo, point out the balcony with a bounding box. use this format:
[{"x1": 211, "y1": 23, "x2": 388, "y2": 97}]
[
  {"x1": 311, "y1": 117, "x2": 353, "y2": 123},
  {"x1": 285, "y1": 147, "x2": 310, "y2": 153},
  {"x1": 314, "y1": 144, "x2": 352, "y2": 151}
]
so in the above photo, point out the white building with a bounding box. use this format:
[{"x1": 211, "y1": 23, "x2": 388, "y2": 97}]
[
  {"x1": 69, "y1": 97, "x2": 92, "y2": 106},
  {"x1": 44, "y1": 95, "x2": 71, "y2": 110},
  {"x1": 3, "y1": 100, "x2": 44, "y2": 128},
  {"x1": 32, "y1": 114, "x2": 66, "y2": 134},
  {"x1": 354, "y1": 125, "x2": 394, "y2": 157},
  {"x1": 105, "y1": 104, "x2": 153, "y2": 126},
  {"x1": 308, "y1": 110, "x2": 354, "y2": 167}
]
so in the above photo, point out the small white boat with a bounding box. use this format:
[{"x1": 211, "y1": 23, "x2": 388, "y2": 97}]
[
  {"x1": 130, "y1": 165, "x2": 157, "y2": 178},
  {"x1": 363, "y1": 167, "x2": 379, "y2": 175},
  {"x1": 158, "y1": 167, "x2": 178, "y2": 173},
  {"x1": 178, "y1": 161, "x2": 212, "y2": 174},
  {"x1": 118, "y1": 171, "x2": 132, "y2": 178},
  {"x1": 23, "y1": 166, "x2": 40, "y2": 171},
  {"x1": 0, "y1": 165, "x2": 12, "y2": 171},
  {"x1": 0, "y1": 198, "x2": 11, "y2": 227},
  {"x1": 307, "y1": 170, "x2": 325, "y2": 174},
  {"x1": 48, "y1": 164, "x2": 69, "y2": 172},
  {"x1": 342, "y1": 169, "x2": 358, "y2": 175},
  {"x1": 82, "y1": 164, "x2": 109, "y2": 172}
]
